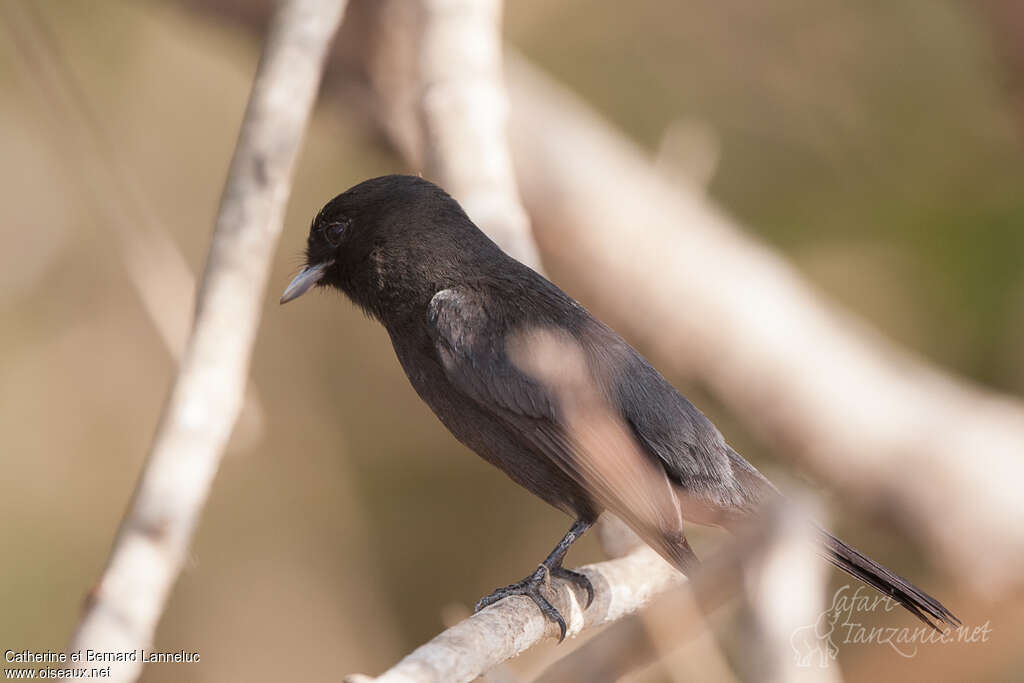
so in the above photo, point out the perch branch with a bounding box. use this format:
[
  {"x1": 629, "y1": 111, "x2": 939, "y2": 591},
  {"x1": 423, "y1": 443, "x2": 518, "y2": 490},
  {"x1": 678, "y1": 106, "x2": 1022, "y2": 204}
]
[
  {"x1": 66, "y1": 1, "x2": 346, "y2": 679},
  {"x1": 348, "y1": 504, "x2": 837, "y2": 683},
  {"x1": 347, "y1": 547, "x2": 686, "y2": 683}
]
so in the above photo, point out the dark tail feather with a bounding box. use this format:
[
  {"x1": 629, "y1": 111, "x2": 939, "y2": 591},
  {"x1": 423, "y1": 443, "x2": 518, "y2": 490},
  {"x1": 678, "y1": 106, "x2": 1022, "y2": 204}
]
[{"x1": 821, "y1": 530, "x2": 960, "y2": 630}]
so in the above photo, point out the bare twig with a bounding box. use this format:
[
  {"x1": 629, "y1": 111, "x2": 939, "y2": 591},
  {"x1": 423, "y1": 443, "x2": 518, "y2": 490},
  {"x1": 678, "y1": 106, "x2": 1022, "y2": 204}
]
[{"x1": 66, "y1": 1, "x2": 346, "y2": 680}]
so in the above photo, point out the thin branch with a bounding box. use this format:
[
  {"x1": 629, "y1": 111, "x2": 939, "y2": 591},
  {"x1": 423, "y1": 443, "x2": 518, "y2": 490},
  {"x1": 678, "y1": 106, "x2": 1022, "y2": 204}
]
[{"x1": 66, "y1": 1, "x2": 346, "y2": 680}]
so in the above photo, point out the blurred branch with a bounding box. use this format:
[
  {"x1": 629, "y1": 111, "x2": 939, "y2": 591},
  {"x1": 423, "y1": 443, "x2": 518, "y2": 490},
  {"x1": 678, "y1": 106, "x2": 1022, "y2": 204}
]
[
  {"x1": 66, "y1": 0, "x2": 346, "y2": 680},
  {"x1": 410, "y1": 0, "x2": 645, "y2": 573},
  {"x1": 736, "y1": 504, "x2": 841, "y2": 683},
  {"x1": 412, "y1": 0, "x2": 541, "y2": 268},
  {"x1": 502, "y1": 55, "x2": 1024, "y2": 592}
]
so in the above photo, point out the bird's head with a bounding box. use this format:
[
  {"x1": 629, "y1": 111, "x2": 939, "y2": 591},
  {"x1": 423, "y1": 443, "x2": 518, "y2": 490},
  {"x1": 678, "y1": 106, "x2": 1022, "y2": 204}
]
[{"x1": 280, "y1": 174, "x2": 496, "y2": 318}]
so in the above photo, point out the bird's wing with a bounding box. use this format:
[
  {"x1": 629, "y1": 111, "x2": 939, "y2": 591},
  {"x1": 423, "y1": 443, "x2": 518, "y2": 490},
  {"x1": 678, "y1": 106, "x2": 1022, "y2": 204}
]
[
  {"x1": 611, "y1": 349, "x2": 777, "y2": 524},
  {"x1": 427, "y1": 286, "x2": 695, "y2": 567},
  {"x1": 427, "y1": 287, "x2": 556, "y2": 419}
]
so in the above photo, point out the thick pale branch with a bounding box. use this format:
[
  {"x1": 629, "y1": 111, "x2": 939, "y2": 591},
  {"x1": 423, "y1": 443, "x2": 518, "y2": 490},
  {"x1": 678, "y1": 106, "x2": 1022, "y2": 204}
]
[{"x1": 66, "y1": 1, "x2": 346, "y2": 680}]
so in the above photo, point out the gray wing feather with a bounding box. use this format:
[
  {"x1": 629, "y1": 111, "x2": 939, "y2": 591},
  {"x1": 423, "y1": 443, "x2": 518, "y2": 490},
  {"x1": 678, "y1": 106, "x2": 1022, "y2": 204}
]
[{"x1": 427, "y1": 287, "x2": 694, "y2": 557}]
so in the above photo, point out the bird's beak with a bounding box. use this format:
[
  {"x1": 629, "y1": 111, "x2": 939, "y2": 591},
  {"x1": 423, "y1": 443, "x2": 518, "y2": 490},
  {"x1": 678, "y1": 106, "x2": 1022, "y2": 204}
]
[{"x1": 280, "y1": 263, "x2": 328, "y2": 304}]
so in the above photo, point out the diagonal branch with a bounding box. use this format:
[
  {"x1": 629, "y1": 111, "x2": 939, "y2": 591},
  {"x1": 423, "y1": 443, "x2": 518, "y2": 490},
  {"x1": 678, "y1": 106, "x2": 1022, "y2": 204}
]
[
  {"x1": 503, "y1": 54, "x2": 1024, "y2": 592},
  {"x1": 66, "y1": 1, "x2": 347, "y2": 680}
]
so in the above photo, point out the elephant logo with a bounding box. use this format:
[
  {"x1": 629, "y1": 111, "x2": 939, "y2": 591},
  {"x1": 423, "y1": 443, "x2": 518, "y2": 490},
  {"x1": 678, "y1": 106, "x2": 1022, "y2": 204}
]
[{"x1": 791, "y1": 606, "x2": 840, "y2": 668}]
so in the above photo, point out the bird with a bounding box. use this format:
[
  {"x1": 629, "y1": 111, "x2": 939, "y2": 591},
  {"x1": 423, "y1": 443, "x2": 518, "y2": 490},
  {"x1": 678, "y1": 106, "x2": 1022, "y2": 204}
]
[{"x1": 280, "y1": 174, "x2": 958, "y2": 639}]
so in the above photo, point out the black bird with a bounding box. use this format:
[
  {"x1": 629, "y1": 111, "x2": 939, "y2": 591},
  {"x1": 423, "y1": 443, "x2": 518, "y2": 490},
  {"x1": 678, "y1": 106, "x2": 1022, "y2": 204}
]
[{"x1": 281, "y1": 174, "x2": 958, "y2": 638}]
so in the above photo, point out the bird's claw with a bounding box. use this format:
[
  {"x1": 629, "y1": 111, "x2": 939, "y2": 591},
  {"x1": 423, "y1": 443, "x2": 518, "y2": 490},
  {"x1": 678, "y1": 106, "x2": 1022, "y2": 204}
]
[
  {"x1": 550, "y1": 567, "x2": 594, "y2": 608},
  {"x1": 474, "y1": 564, "x2": 593, "y2": 642}
]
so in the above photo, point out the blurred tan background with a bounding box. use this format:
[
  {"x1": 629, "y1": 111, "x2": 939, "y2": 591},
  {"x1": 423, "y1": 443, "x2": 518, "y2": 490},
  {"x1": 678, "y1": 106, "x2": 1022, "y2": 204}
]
[{"x1": 2, "y1": 0, "x2": 1023, "y2": 680}]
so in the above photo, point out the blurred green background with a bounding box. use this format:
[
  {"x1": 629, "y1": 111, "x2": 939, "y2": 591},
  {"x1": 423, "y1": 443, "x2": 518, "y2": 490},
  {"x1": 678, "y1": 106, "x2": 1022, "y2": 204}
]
[{"x1": 1, "y1": 0, "x2": 1021, "y2": 680}]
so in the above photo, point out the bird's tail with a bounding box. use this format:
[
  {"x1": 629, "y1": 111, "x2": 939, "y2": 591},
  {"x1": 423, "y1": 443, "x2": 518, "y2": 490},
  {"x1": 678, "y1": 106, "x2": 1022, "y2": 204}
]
[
  {"x1": 820, "y1": 530, "x2": 960, "y2": 630},
  {"x1": 723, "y1": 452, "x2": 960, "y2": 630}
]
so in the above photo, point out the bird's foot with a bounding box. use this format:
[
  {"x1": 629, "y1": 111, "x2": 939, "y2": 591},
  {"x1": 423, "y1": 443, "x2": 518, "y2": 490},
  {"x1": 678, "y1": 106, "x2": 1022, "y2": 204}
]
[
  {"x1": 474, "y1": 564, "x2": 594, "y2": 641},
  {"x1": 549, "y1": 566, "x2": 594, "y2": 608}
]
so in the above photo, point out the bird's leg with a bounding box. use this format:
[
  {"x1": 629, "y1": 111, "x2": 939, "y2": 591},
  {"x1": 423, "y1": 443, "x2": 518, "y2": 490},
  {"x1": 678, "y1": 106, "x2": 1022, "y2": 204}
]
[
  {"x1": 541, "y1": 519, "x2": 595, "y2": 605},
  {"x1": 474, "y1": 518, "x2": 594, "y2": 641}
]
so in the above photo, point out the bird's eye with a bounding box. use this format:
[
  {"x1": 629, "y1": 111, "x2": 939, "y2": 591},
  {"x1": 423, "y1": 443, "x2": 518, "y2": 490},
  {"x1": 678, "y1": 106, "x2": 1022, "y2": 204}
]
[{"x1": 323, "y1": 219, "x2": 350, "y2": 246}]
